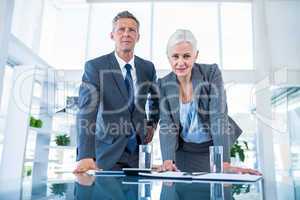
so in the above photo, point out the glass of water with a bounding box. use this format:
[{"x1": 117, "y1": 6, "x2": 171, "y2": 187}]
[
  {"x1": 210, "y1": 183, "x2": 224, "y2": 200},
  {"x1": 139, "y1": 144, "x2": 152, "y2": 169},
  {"x1": 138, "y1": 182, "x2": 152, "y2": 200},
  {"x1": 209, "y1": 146, "x2": 223, "y2": 173}
]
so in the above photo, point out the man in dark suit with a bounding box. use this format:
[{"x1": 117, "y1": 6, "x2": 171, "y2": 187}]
[
  {"x1": 74, "y1": 175, "x2": 138, "y2": 200},
  {"x1": 74, "y1": 11, "x2": 159, "y2": 172}
]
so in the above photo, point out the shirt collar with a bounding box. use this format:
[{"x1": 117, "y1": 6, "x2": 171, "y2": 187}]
[{"x1": 114, "y1": 51, "x2": 135, "y2": 71}]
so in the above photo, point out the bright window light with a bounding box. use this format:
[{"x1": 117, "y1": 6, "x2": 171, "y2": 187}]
[
  {"x1": 226, "y1": 84, "x2": 255, "y2": 114},
  {"x1": 221, "y1": 3, "x2": 253, "y2": 69},
  {"x1": 39, "y1": 1, "x2": 253, "y2": 71},
  {"x1": 87, "y1": 3, "x2": 151, "y2": 61},
  {"x1": 11, "y1": 0, "x2": 44, "y2": 50},
  {"x1": 153, "y1": 2, "x2": 219, "y2": 72},
  {"x1": 39, "y1": 2, "x2": 89, "y2": 69}
]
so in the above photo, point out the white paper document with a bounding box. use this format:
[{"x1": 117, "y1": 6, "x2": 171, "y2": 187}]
[
  {"x1": 139, "y1": 172, "x2": 262, "y2": 182},
  {"x1": 192, "y1": 173, "x2": 262, "y2": 182},
  {"x1": 86, "y1": 170, "x2": 125, "y2": 177},
  {"x1": 139, "y1": 171, "x2": 202, "y2": 179}
]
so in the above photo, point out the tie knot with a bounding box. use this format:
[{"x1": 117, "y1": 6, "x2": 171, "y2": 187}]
[{"x1": 124, "y1": 64, "x2": 132, "y2": 72}]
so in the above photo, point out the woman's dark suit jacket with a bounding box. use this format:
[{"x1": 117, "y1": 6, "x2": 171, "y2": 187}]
[{"x1": 159, "y1": 63, "x2": 242, "y2": 163}]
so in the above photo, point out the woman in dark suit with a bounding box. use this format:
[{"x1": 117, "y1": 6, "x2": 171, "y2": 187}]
[{"x1": 159, "y1": 29, "x2": 260, "y2": 174}]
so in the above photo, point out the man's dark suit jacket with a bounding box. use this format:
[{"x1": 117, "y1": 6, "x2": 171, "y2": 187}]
[{"x1": 76, "y1": 52, "x2": 159, "y2": 170}]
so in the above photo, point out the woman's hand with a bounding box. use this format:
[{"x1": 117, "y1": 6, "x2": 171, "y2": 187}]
[
  {"x1": 157, "y1": 160, "x2": 179, "y2": 172},
  {"x1": 224, "y1": 162, "x2": 262, "y2": 176}
]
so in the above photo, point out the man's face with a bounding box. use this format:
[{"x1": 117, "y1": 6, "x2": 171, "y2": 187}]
[{"x1": 111, "y1": 18, "x2": 140, "y2": 53}]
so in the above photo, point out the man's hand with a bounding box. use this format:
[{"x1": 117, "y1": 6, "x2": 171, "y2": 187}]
[
  {"x1": 157, "y1": 160, "x2": 178, "y2": 172},
  {"x1": 73, "y1": 158, "x2": 98, "y2": 173},
  {"x1": 75, "y1": 173, "x2": 96, "y2": 186},
  {"x1": 144, "y1": 126, "x2": 155, "y2": 144}
]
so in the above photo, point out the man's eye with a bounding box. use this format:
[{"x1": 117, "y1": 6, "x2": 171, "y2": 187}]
[
  {"x1": 129, "y1": 28, "x2": 136, "y2": 32},
  {"x1": 172, "y1": 55, "x2": 178, "y2": 59},
  {"x1": 183, "y1": 54, "x2": 191, "y2": 58}
]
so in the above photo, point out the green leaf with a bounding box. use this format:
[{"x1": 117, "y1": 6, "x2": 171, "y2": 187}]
[
  {"x1": 29, "y1": 116, "x2": 43, "y2": 128},
  {"x1": 55, "y1": 134, "x2": 70, "y2": 146},
  {"x1": 238, "y1": 149, "x2": 245, "y2": 162},
  {"x1": 245, "y1": 185, "x2": 250, "y2": 193},
  {"x1": 50, "y1": 184, "x2": 67, "y2": 197},
  {"x1": 30, "y1": 116, "x2": 36, "y2": 127},
  {"x1": 243, "y1": 141, "x2": 249, "y2": 150},
  {"x1": 231, "y1": 147, "x2": 236, "y2": 157},
  {"x1": 35, "y1": 119, "x2": 43, "y2": 128},
  {"x1": 230, "y1": 140, "x2": 249, "y2": 162}
]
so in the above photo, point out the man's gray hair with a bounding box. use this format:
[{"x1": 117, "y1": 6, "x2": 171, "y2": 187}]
[
  {"x1": 166, "y1": 29, "x2": 197, "y2": 57},
  {"x1": 112, "y1": 10, "x2": 140, "y2": 31}
]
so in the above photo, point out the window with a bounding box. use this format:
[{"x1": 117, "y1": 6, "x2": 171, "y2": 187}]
[
  {"x1": 271, "y1": 88, "x2": 300, "y2": 176},
  {"x1": 25, "y1": 1, "x2": 255, "y2": 167},
  {"x1": 87, "y1": 3, "x2": 152, "y2": 61},
  {"x1": 153, "y1": 2, "x2": 253, "y2": 73},
  {"x1": 11, "y1": 0, "x2": 44, "y2": 51},
  {"x1": 153, "y1": 2, "x2": 220, "y2": 72},
  {"x1": 226, "y1": 84, "x2": 255, "y2": 115},
  {"x1": 39, "y1": 1, "x2": 253, "y2": 71},
  {"x1": 221, "y1": 3, "x2": 253, "y2": 69},
  {"x1": 39, "y1": 1, "x2": 89, "y2": 69},
  {"x1": 39, "y1": 1, "x2": 152, "y2": 69},
  {"x1": 226, "y1": 84, "x2": 257, "y2": 168}
]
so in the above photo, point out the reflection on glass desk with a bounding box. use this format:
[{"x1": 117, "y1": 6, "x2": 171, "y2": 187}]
[{"x1": 0, "y1": 173, "x2": 299, "y2": 200}]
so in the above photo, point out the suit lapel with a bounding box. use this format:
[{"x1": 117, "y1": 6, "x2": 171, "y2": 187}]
[
  {"x1": 108, "y1": 52, "x2": 129, "y2": 101},
  {"x1": 165, "y1": 73, "x2": 180, "y2": 125},
  {"x1": 134, "y1": 57, "x2": 147, "y2": 111},
  {"x1": 191, "y1": 64, "x2": 210, "y2": 121},
  {"x1": 134, "y1": 56, "x2": 145, "y2": 89},
  {"x1": 191, "y1": 64, "x2": 205, "y2": 101}
]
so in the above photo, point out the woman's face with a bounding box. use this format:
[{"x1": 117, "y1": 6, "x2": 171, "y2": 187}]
[{"x1": 168, "y1": 42, "x2": 198, "y2": 78}]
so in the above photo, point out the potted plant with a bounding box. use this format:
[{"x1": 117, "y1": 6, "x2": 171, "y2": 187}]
[
  {"x1": 232, "y1": 184, "x2": 251, "y2": 199},
  {"x1": 230, "y1": 140, "x2": 249, "y2": 165},
  {"x1": 50, "y1": 183, "x2": 67, "y2": 197},
  {"x1": 29, "y1": 116, "x2": 43, "y2": 128},
  {"x1": 23, "y1": 166, "x2": 32, "y2": 177},
  {"x1": 230, "y1": 141, "x2": 251, "y2": 198},
  {"x1": 55, "y1": 134, "x2": 71, "y2": 146}
]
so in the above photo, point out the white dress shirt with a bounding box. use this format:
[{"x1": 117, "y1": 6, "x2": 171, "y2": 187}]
[{"x1": 114, "y1": 52, "x2": 138, "y2": 99}]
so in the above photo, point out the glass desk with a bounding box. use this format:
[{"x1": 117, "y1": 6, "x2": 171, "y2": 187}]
[{"x1": 0, "y1": 173, "x2": 298, "y2": 200}]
